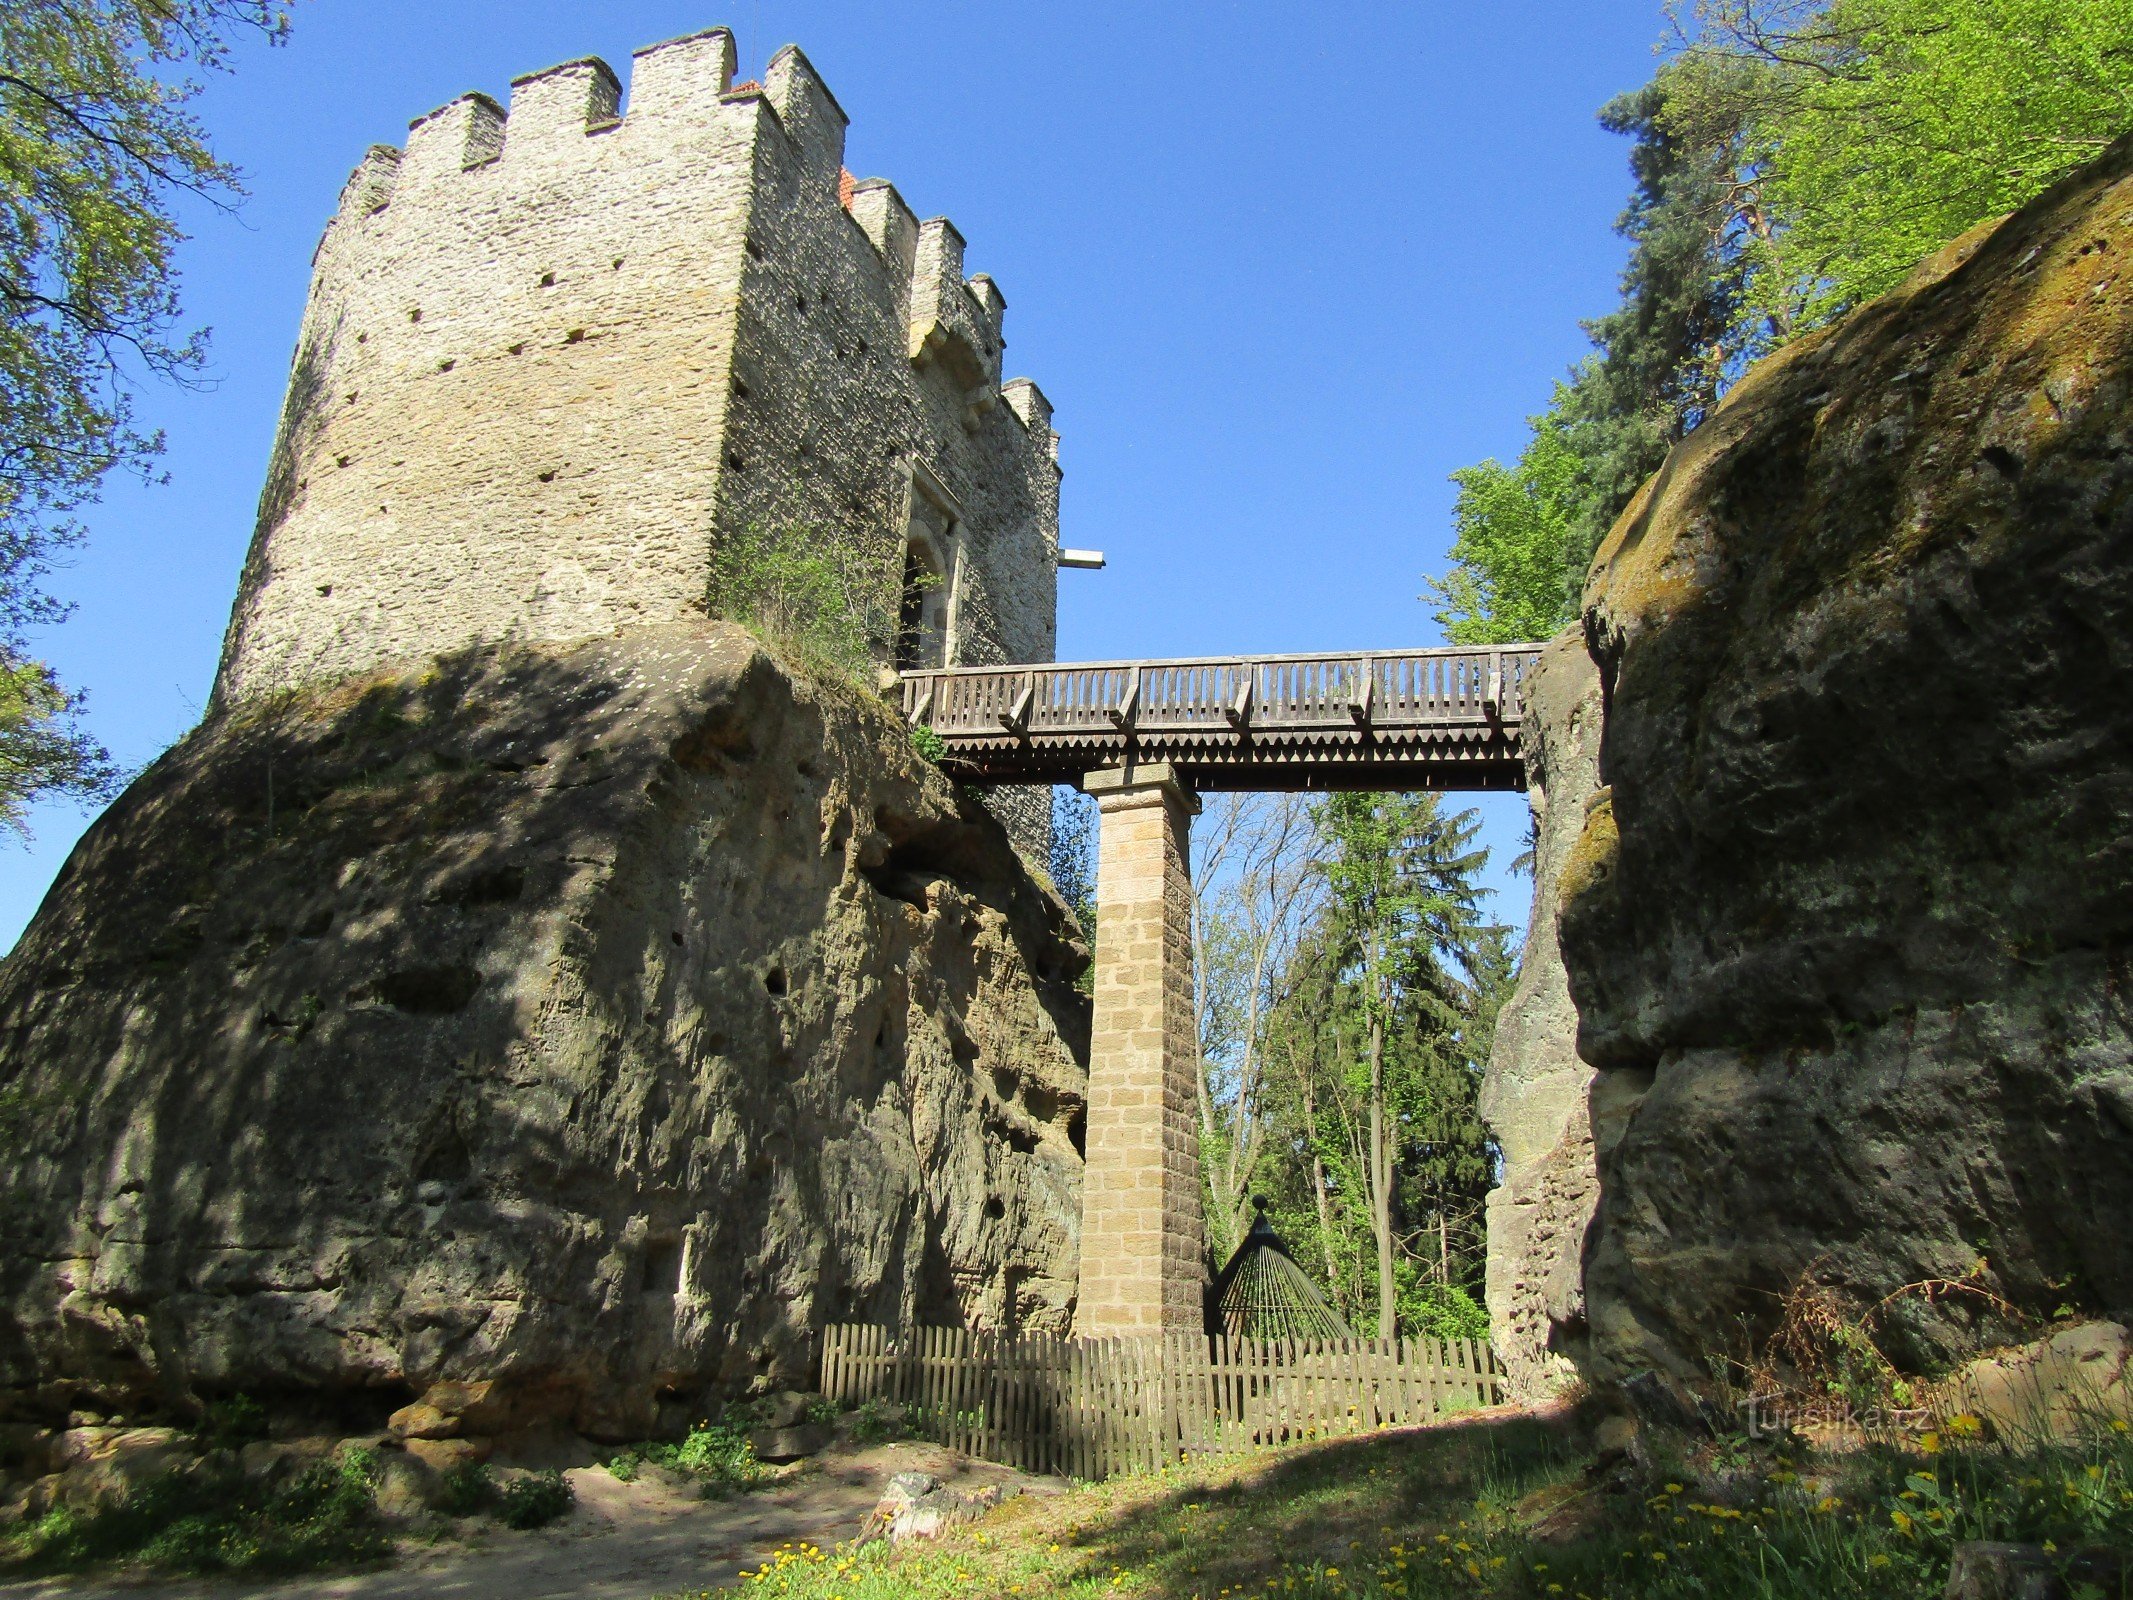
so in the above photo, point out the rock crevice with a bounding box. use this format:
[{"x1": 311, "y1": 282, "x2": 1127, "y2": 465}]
[{"x1": 1481, "y1": 632, "x2": 1606, "y2": 1399}]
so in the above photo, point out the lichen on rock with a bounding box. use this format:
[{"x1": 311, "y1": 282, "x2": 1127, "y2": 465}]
[{"x1": 0, "y1": 623, "x2": 1088, "y2": 1438}]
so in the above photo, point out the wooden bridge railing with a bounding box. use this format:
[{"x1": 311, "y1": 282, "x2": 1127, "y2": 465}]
[{"x1": 898, "y1": 643, "x2": 1547, "y2": 791}]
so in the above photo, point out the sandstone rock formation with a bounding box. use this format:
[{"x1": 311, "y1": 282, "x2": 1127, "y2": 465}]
[
  {"x1": 1558, "y1": 135, "x2": 2133, "y2": 1385},
  {"x1": 0, "y1": 624, "x2": 1088, "y2": 1438},
  {"x1": 1937, "y1": 1321, "x2": 2133, "y2": 1439},
  {"x1": 1480, "y1": 633, "x2": 1606, "y2": 1399}
]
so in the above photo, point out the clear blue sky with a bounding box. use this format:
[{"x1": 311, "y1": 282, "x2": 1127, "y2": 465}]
[{"x1": 0, "y1": 0, "x2": 1669, "y2": 950}]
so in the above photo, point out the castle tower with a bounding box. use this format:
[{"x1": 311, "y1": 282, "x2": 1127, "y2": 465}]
[{"x1": 215, "y1": 30, "x2": 1061, "y2": 726}]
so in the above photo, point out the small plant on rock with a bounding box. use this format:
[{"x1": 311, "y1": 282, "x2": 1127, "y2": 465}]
[
  {"x1": 607, "y1": 1423, "x2": 770, "y2": 1499},
  {"x1": 198, "y1": 1392, "x2": 268, "y2": 1446},
  {"x1": 847, "y1": 1398, "x2": 906, "y2": 1445},
  {"x1": 494, "y1": 1470, "x2": 573, "y2": 1529},
  {"x1": 707, "y1": 521, "x2": 898, "y2": 684},
  {"x1": 673, "y1": 1424, "x2": 770, "y2": 1498},
  {"x1": 431, "y1": 1462, "x2": 494, "y2": 1518}
]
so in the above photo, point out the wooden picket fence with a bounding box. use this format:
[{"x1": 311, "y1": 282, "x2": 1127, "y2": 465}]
[{"x1": 819, "y1": 1324, "x2": 1505, "y2": 1480}]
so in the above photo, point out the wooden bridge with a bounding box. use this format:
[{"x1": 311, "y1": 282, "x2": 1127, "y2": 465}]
[
  {"x1": 897, "y1": 643, "x2": 1547, "y2": 792},
  {"x1": 895, "y1": 639, "x2": 1550, "y2": 1344}
]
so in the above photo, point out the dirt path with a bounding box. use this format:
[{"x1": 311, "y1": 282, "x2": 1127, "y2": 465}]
[{"x1": 0, "y1": 1442, "x2": 1035, "y2": 1600}]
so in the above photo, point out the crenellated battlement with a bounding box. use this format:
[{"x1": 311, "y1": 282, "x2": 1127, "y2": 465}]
[
  {"x1": 331, "y1": 31, "x2": 742, "y2": 224},
  {"x1": 507, "y1": 57, "x2": 622, "y2": 143},
  {"x1": 217, "y1": 26, "x2": 1062, "y2": 721},
  {"x1": 316, "y1": 30, "x2": 1018, "y2": 421}
]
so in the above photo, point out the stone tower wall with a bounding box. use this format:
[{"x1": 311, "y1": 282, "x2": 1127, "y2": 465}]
[
  {"x1": 714, "y1": 52, "x2": 1061, "y2": 676},
  {"x1": 214, "y1": 29, "x2": 1060, "y2": 708}
]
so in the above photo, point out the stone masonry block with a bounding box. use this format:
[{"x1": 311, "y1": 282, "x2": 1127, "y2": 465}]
[{"x1": 1078, "y1": 766, "x2": 1205, "y2": 1337}]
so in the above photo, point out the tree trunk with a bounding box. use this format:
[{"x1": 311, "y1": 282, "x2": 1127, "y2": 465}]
[
  {"x1": 1369, "y1": 994, "x2": 1395, "y2": 1339},
  {"x1": 1293, "y1": 1044, "x2": 1343, "y2": 1305}
]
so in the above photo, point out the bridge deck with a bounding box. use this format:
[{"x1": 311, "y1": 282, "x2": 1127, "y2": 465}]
[{"x1": 898, "y1": 644, "x2": 1545, "y2": 792}]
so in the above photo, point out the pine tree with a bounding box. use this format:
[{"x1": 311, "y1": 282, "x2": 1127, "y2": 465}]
[
  {"x1": 1251, "y1": 795, "x2": 1504, "y2": 1339},
  {"x1": 1428, "y1": 67, "x2": 1764, "y2": 644}
]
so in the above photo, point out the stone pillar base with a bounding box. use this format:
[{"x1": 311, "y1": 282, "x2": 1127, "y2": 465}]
[{"x1": 1075, "y1": 762, "x2": 1206, "y2": 1337}]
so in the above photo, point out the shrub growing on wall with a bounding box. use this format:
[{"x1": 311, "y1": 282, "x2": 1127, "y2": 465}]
[{"x1": 706, "y1": 522, "x2": 898, "y2": 680}]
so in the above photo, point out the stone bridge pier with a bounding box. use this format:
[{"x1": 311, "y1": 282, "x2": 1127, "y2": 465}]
[{"x1": 1074, "y1": 763, "x2": 1207, "y2": 1336}]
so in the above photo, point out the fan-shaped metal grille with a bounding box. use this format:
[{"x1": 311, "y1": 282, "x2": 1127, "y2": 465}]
[{"x1": 1209, "y1": 1198, "x2": 1355, "y2": 1342}]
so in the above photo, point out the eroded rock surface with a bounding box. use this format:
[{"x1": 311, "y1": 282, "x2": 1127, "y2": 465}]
[
  {"x1": 1559, "y1": 136, "x2": 2133, "y2": 1384},
  {"x1": 0, "y1": 623, "x2": 1088, "y2": 1437},
  {"x1": 1481, "y1": 632, "x2": 1606, "y2": 1400}
]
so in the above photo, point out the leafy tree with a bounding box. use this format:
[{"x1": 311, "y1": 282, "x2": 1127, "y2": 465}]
[
  {"x1": 1428, "y1": 0, "x2": 2133, "y2": 647},
  {"x1": 0, "y1": 0, "x2": 288, "y2": 831},
  {"x1": 1425, "y1": 399, "x2": 1585, "y2": 646},
  {"x1": 1244, "y1": 795, "x2": 1502, "y2": 1338},
  {"x1": 1682, "y1": 0, "x2": 2133, "y2": 323},
  {"x1": 1049, "y1": 786, "x2": 1096, "y2": 931},
  {"x1": 1191, "y1": 793, "x2": 1320, "y2": 1260}
]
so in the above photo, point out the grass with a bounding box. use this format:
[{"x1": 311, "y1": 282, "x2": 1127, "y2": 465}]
[
  {"x1": 656, "y1": 1405, "x2": 2133, "y2": 1600},
  {"x1": 666, "y1": 1413, "x2": 1576, "y2": 1600},
  {"x1": 0, "y1": 1442, "x2": 577, "y2": 1577},
  {"x1": 0, "y1": 1444, "x2": 388, "y2": 1577}
]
